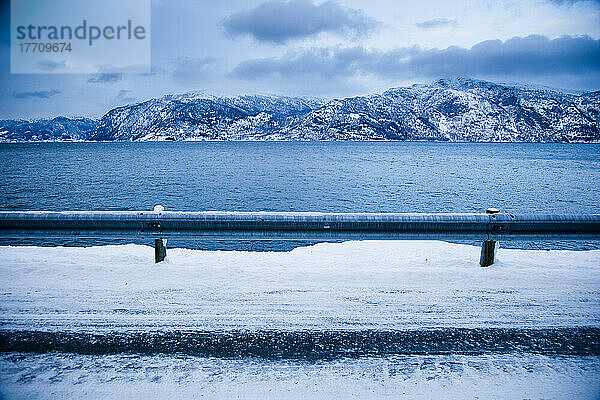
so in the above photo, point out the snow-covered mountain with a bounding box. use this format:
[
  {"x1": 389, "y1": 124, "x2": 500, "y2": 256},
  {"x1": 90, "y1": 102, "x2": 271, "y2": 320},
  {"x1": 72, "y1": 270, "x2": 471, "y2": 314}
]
[
  {"x1": 0, "y1": 117, "x2": 97, "y2": 142},
  {"x1": 91, "y1": 94, "x2": 326, "y2": 141},
  {"x1": 90, "y1": 78, "x2": 600, "y2": 142},
  {"x1": 3, "y1": 78, "x2": 599, "y2": 142}
]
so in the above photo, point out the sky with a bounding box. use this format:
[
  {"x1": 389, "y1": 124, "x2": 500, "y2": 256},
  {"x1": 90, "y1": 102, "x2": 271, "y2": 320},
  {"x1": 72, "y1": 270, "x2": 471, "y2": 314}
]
[{"x1": 0, "y1": 0, "x2": 599, "y2": 119}]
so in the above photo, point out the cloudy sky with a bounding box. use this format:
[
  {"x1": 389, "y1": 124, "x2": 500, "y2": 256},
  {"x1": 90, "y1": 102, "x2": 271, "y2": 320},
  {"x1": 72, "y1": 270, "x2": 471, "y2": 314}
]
[{"x1": 1, "y1": 0, "x2": 599, "y2": 119}]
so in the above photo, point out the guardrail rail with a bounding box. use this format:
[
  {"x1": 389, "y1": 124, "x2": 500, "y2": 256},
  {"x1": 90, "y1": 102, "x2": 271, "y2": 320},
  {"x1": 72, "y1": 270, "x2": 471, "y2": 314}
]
[{"x1": 1, "y1": 206, "x2": 599, "y2": 266}]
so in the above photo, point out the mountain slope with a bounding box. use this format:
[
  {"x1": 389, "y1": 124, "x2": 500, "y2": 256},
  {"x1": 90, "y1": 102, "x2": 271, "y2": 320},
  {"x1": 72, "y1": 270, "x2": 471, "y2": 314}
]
[
  {"x1": 282, "y1": 79, "x2": 599, "y2": 141},
  {"x1": 91, "y1": 94, "x2": 326, "y2": 141}
]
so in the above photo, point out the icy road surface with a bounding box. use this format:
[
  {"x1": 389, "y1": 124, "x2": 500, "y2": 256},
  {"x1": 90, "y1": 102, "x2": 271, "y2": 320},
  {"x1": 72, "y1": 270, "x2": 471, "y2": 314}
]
[{"x1": 0, "y1": 241, "x2": 598, "y2": 332}]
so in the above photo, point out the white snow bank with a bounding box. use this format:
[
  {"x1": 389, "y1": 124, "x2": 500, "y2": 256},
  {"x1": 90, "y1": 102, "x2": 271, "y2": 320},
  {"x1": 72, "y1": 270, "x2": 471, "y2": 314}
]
[{"x1": 0, "y1": 241, "x2": 599, "y2": 331}]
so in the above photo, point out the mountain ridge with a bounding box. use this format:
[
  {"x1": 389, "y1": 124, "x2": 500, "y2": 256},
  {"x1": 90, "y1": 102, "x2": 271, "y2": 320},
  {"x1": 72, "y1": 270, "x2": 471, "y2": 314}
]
[{"x1": 1, "y1": 78, "x2": 599, "y2": 142}]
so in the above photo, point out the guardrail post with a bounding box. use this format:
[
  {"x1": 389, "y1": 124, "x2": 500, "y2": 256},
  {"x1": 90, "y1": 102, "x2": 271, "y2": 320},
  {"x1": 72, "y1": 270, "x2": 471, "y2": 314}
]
[
  {"x1": 480, "y1": 208, "x2": 500, "y2": 267},
  {"x1": 154, "y1": 238, "x2": 167, "y2": 263},
  {"x1": 153, "y1": 205, "x2": 166, "y2": 263}
]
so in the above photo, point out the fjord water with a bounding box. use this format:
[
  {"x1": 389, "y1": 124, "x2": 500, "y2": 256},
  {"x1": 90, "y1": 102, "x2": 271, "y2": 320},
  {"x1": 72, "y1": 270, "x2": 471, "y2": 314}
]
[{"x1": 1, "y1": 141, "x2": 599, "y2": 249}]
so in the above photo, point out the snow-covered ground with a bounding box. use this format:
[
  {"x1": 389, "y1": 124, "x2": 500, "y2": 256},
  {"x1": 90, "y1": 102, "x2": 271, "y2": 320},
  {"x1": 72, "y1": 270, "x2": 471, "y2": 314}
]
[
  {"x1": 0, "y1": 241, "x2": 599, "y2": 331},
  {"x1": 1, "y1": 241, "x2": 599, "y2": 399},
  {"x1": 1, "y1": 353, "x2": 599, "y2": 400}
]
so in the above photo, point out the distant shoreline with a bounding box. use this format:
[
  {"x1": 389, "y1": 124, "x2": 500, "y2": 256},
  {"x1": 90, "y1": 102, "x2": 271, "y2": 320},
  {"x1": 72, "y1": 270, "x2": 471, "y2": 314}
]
[{"x1": 2, "y1": 139, "x2": 600, "y2": 144}]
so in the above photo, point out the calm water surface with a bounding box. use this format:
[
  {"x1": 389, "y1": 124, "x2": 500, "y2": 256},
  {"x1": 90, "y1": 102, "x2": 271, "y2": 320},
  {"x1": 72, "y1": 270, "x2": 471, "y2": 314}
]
[{"x1": 1, "y1": 142, "x2": 599, "y2": 249}]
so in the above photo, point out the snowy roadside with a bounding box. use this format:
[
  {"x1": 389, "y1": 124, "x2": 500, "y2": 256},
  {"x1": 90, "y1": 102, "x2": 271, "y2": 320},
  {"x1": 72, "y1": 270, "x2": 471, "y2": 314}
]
[
  {"x1": 0, "y1": 240, "x2": 598, "y2": 332},
  {"x1": 1, "y1": 353, "x2": 599, "y2": 400}
]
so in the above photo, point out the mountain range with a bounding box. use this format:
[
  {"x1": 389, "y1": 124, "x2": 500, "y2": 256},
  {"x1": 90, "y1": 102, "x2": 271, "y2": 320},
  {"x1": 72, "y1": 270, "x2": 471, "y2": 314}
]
[{"x1": 1, "y1": 78, "x2": 599, "y2": 142}]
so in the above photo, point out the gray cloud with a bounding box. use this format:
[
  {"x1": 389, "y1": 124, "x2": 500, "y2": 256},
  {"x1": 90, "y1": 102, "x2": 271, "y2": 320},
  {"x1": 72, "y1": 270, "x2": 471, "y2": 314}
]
[
  {"x1": 415, "y1": 18, "x2": 458, "y2": 29},
  {"x1": 222, "y1": 0, "x2": 379, "y2": 43},
  {"x1": 233, "y1": 35, "x2": 600, "y2": 81},
  {"x1": 35, "y1": 60, "x2": 66, "y2": 72},
  {"x1": 171, "y1": 57, "x2": 217, "y2": 84},
  {"x1": 87, "y1": 73, "x2": 122, "y2": 83},
  {"x1": 13, "y1": 90, "x2": 61, "y2": 99},
  {"x1": 114, "y1": 90, "x2": 137, "y2": 104}
]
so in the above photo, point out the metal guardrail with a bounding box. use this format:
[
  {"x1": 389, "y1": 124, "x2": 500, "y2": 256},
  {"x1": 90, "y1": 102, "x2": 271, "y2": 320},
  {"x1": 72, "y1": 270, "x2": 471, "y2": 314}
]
[{"x1": 0, "y1": 206, "x2": 599, "y2": 266}]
